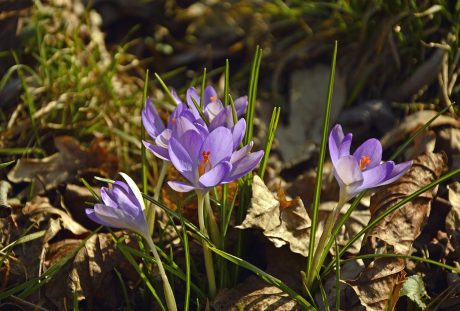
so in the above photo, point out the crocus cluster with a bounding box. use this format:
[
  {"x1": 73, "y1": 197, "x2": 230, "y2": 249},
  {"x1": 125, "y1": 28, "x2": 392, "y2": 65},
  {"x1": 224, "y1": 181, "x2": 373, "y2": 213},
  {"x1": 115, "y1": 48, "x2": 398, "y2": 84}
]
[
  {"x1": 329, "y1": 124, "x2": 412, "y2": 200},
  {"x1": 142, "y1": 86, "x2": 264, "y2": 194}
]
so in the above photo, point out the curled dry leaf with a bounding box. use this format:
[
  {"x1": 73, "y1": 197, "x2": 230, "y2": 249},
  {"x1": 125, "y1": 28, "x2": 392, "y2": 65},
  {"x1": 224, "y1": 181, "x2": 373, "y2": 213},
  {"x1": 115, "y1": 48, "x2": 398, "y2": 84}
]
[
  {"x1": 346, "y1": 152, "x2": 447, "y2": 311},
  {"x1": 446, "y1": 182, "x2": 460, "y2": 259},
  {"x1": 7, "y1": 136, "x2": 117, "y2": 196},
  {"x1": 23, "y1": 196, "x2": 88, "y2": 237},
  {"x1": 380, "y1": 110, "x2": 460, "y2": 149},
  {"x1": 239, "y1": 176, "x2": 370, "y2": 257},
  {"x1": 44, "y1": 232, "x2": 137, "y2": 310},
  {"x1": 237, "y1": 175, "x2": 311, "y2": 256},
  {"x1": 213, "y1": 275, "x2": 300, "y2": 311}
]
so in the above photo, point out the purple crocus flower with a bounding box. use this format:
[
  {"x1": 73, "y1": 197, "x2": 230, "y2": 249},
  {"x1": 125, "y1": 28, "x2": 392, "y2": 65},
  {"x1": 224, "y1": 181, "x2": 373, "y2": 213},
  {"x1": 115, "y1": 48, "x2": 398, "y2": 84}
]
[
  {"x1": 86, "y1": 172, "x2": 149, "y2": 238},
  {"x1": 329, "y1": 124, "x2": 412, "y2": 200},
  {"x1": 142, "y1": 95, "x2": 205, "y2": 161},
  {"x1": 186, "y1": 86, "x2": 248, "y2": 130},
  {"x1": 167, "y1": 118, "x2": 263, "y2": 193}
]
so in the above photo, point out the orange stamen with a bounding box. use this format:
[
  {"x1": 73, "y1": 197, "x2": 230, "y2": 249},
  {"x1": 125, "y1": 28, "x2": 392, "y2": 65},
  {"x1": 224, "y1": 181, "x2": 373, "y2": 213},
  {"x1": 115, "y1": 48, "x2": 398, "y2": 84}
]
[
  {"x1": 171, "y1": 118, "x2": 176, "y2": 125},
  {"x1": 198, "y1": 151, "x2": 211, "y2": 175},
  {"x1": 210, "y1": 96, "x2": 216, "y2": 102},
  {"x1": 359, "y1": 155, "x2": 371, "y2": 170}
]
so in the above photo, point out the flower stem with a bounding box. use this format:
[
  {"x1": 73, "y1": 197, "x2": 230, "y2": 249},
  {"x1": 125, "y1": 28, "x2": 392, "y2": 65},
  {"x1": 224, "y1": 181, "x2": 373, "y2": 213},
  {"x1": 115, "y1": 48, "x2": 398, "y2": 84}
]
[
  {"x1": 145, "y1": 236, "x2": 177, "y2": 311},
  {"x1": 147, "y1": 161, "x2": 168, "y2": 235},
  {"x1": 197, "y1": 191, "x2": 217, "y2": 297},
  {"x1": 204, "y1": 192, "x2": 222, "y2": 248},
  {"x1": 305, "y1": 193, "x2": 348, "y2": 289}
]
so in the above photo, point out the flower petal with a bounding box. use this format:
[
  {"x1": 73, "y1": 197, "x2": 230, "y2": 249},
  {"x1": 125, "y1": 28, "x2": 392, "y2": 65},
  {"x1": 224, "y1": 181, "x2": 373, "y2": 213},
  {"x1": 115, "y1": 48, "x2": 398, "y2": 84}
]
[
  {"x1": 334, "y1": 155, "x2": 363, "y2": 187},
  {"x1": 234, "y1": 96, "x2": 248, "y2": 117},
  {"x1": 329, "y1": 124, "x2": 347, "y2": 165},
  {"x1": 379, "y1": 160, "x2": 412, "y2": 186},
  {"x1": 232, "y1": 119, "x2": 246, "y2": 149},
  {"x1": 199, "y1": 161, "x2": 232, "y2": 187},
  {"x1": 353, "y1": 138, "x2": 382, "y2": 170},
  {"x1": 230, "y1": 142, "x2": 253, "y2": 163},
  {"x1": 142, "y1": 97, "x2": 165, "y2": 140},
  {"x1": 173, "y1": 116, "x2": 200, "y2": 139},
  {"x1": 355, "y1": 161, "x2": 394, "y2": 193},
  {"x1": 100, "y1": 186, "x2": 117, "y2": 207},
  {"x1": 119, "y1": 172, "x2": 146, "y2": 212},
  {"x1": 168, "y1": 137, "x2": 195, "y2": 183},
  {"x1": 209, "y1": 106, "x2": 233, "y2": 130},
  {"x1": 200, "y1": 127, "x2": 233, "y2": 165},
  {"x1": 86, "y1": 208, "x2": 113, "y2": 227},
  {"x1": 177, "y1": 129, "x2": 205, "y2": 167},
  {"x1": 143, "y1": 141, "x2": 170, "y2": 161},
  {"x1": 204, "y1": 85, "x2": 218, "y2": 107},
  {"x1": 155, "y1": 129, "x2": 172, "y2": 148},
  {"x1": 167, "y1": 180, "x2": 195, "y2": 192},
  {"x1": 223, "y1": 150, "x2": 264, "y2": 182},
  {"x1": 186, "y1": 87, "x2": 202, "y2": 119}
]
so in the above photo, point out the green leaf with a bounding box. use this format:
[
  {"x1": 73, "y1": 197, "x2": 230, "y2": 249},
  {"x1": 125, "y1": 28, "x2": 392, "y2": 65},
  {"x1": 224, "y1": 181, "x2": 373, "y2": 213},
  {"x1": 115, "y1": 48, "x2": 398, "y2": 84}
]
[{"x1": 400, "y1": 275, "x2": 428, "y2": 309}]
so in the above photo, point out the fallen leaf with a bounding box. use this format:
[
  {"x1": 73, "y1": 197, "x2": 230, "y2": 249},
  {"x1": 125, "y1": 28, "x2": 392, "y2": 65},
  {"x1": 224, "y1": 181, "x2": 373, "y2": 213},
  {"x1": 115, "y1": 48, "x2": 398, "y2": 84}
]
[
  {"x1": 239, "y1": 176, "x2": 370, "y2": 257},
  {"x1": 22, "y1": 196, "x2": 88, "y2": 237},
  {"x1": 446, "y1": 182, "x2": 460, "y2": 259},
  {"x1": 213, "y1": 275, "x2": 300, "y2": 310},
  {"x1": 346, "y1": 152, "x2": 447, "y2": 311},
  {"x1": 7, "y1": 136, "x2": 117, "y2": 196},
  {"x1": 237, "y1": 175, "x2": 311, "y2": 256},
  {"x1": 44, "y1": 232, "x2": 137, "y2": 310},
  {"x1": 380, "y1": 111, "x2": 460, "y2": 149},
  {"x1": 400, "y1": 274, "x2": 429, "y2": 309}
]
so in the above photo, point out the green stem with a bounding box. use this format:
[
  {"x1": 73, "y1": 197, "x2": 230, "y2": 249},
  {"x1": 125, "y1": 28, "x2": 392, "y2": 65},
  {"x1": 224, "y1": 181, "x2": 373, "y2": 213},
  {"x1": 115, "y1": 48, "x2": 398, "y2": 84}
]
[
  {"x1": 306, "y1": 191, "x2": 347, "y2": 289},
  {"x1": 145, "y1": 236, "x2": 177, "y2": 311},
  {"x1": 197, "y1": 191, "x2": 217, "y2": 297},
  {"x1": 204, "y1": 192, "x2": 222, "y2": 248},
  {"x1": 147, "y1": 161, "x2": 168, "y2": 235}
]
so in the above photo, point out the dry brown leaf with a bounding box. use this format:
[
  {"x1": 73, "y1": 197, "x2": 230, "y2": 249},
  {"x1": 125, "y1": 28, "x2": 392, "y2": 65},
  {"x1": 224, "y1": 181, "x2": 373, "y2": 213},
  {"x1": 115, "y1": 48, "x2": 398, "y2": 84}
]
[
  {"x1": 7, "y1": 136, "x2": 116, "y2": 196},
  {"x1": 239, "y1": 176, "x2": 370, "y2": 257},
  {"x1": 346, "y1": 152, "x2": 447, "y2": 311},
  {"x1": 44, "y1": 232, "x2": 137, "y2": 310},
  {"x1": 23, "y1": 196, "x2": 88, "y2": 237},
  {"x1": 381, "y1": 111, "x2": 460, "y2": 149},
  {"x1": 237, "y1": 175, "x2": 311, "y2": 256},
  {"x1": 446, "y1": 182, "x2": 460, "y2": 259},
  {"x1": 213, "y1": 275, "x2": 301, "y2": 310}
]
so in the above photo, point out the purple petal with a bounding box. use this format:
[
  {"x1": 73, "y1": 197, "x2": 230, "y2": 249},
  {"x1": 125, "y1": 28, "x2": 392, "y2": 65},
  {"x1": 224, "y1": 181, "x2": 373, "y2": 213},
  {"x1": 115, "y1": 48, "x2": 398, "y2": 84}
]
[
  {"x1": 142, "y1": 97, "x2": 165, "y2": 140},
  {"x1": 199, "y1": 161, "x2": 232, "y2": 188},
  {"x1": 355, "y1": 161, "x2": 394, "y2": 193},
  {"x1": 353, "y1": 138, "x2": 382, "y2": 170},
  {"x1": 200, "y1": 127, "x2": 233, "y2": 165},
  {"x1": 379, "y1": 160, "x2": 412, "y2": 186},
  {"x1": 93, "y1": 204, "x2": 133, "y2": 228},
  {"x1": 177, "y1": 129, "x2": 205, "y2": 167},
  {"x1": 223, "y1": 150, "x2": 264, "y2": 182},
  {"x1": 204, "y1": 85, "x2": 218, "y2": 107},
  {"x1": 100, "y1": 187, "x2": 117, "y2": 207},
  {"x1": 155, "y1": 129, "x2": 172, "y2": 148},
  {"x1": 329, "y1": 124, "x2": 345, "y2": 165},
  {"x1": 168, "y1": 180, "x2": 196, "y2": 192},
  {"x1": 234, "y1": 96, "x2": 248, "y2": 117},
  {"x1": 333, "y1": 155, "x2": 363, "y2": 187},
  {"x1": 168, "y1": 137, "x2": 195, "y2": 183},
  {"x1": 340, "y1": 133, "x2": 352, "y2": 158},
  {"x1": 171, "y1": 89, "x2": 183, "y2": 105},
  {"x1": 204, "y1": 100, "x2": 224, "y2": 122},
  {"x1": 232, "y1": 119, "x2": 246, "y2": 149},
  {"x1": 209, "y1": 106, "x2": 233, "y2": 130},
  {"x1": 230, "y1": 142, "x2": 253, "y2": 163},
  {"x1": 143, "y1": 141, "x2": 170, "y2": 161},
  {"x1": 86, "y1": 208, "x2": 113, "y2": 227},
  {"x1": 173, "y1": 116, "x2": 200, "y2": 139},
  {"x1": 186, "y1": 87, "x2": 202, "y2": 119},
  {"x1": 119, "y1": 172, "x2": 146, "y2": 212}
]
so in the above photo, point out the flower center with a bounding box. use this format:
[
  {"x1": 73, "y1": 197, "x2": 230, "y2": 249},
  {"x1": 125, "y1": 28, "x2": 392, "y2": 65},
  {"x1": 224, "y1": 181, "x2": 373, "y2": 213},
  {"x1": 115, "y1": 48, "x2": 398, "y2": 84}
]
[
  {"x1": 359, "y1": 155, "x2": 371, "y2": 170},
  {"x1": 209, "y1": 96, "x2": 216, "y2": 102},
  {"x1": 171, "y1": 117, "x2": 176, "y2": 125},
  {"x1": 198, "y1": 151, "x2": 212, "y2": 176}
]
